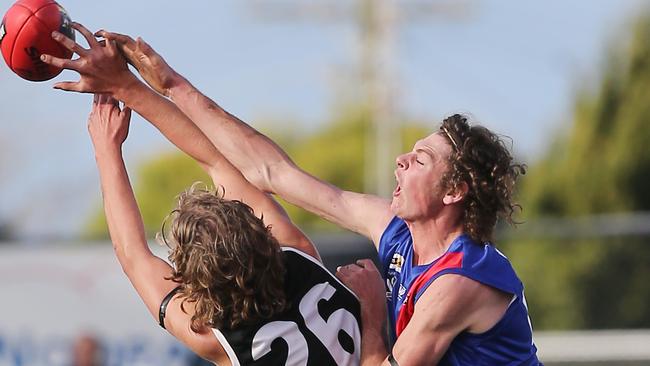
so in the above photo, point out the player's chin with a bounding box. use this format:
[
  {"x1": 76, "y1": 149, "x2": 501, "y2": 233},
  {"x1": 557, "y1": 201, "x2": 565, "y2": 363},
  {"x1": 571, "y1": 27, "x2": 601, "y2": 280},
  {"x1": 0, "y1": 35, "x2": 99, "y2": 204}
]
[{"x1": 391, "y1": 199, "x2": 420, "y2": 222}]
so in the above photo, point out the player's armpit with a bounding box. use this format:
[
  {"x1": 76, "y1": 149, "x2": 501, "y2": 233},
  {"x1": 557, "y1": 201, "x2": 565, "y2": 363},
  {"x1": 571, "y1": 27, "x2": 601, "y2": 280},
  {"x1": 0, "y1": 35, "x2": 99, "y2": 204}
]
[
  {"x1": 272, "y1": 167, "x2": 394, "y2": 247},
  {"x1": 164, "y1": 295, "x2": 231, "y2": 365},
  {"x1": 119, "y1": 253, "x2": 180, "y2": 321},
  {"x1": 129, "y1": 256, "x2": 229, "y2": 364}
]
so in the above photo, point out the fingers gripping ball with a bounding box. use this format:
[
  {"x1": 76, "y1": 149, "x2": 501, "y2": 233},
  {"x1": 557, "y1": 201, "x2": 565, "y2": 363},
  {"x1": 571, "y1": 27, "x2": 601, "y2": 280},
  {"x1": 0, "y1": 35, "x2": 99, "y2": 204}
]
[{"x1": 0, "y1": 0, "x2": 74, "y2": 81}]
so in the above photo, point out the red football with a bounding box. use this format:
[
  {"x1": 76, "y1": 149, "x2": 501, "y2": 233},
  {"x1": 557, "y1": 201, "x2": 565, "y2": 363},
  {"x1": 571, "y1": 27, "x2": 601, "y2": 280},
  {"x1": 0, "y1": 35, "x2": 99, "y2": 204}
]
[{"x1": 0, "y1": 0, "x2": 74, "y2": 81}]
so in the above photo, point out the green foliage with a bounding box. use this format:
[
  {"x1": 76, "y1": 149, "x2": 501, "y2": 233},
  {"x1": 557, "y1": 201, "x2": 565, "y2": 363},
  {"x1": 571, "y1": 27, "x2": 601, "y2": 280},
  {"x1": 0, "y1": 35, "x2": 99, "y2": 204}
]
[
  {"x1": 270, "y1": 107, "x2": 429, "y2": 232},
  {"x1": 84, "y1": 152, "x2": 210, "y2": 239},
  {"x1": 506, "y1": 13, "x2": 650, "y2": 330},
  {"x1": 277, "y1": 108, "x2": 370, "y2": 231}
]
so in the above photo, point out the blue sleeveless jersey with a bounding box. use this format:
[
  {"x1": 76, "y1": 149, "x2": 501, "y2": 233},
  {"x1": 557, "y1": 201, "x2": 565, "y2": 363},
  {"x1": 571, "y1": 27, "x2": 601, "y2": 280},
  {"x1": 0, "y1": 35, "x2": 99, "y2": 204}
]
[{"x1": 378, "y1": 216, "x2": 542, "y2": 365}]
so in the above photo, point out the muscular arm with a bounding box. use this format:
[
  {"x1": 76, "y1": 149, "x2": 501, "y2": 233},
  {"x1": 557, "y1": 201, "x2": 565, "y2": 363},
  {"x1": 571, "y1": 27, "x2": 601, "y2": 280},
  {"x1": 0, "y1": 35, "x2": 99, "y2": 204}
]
[
  {"x1": 41, "y1": 23, "x2": 318, "y2": 259},
  {"x1": 169, "y1": 81, "x2": 393, "y2": 244},
  {"x1": 114, "y1": 77, "x2": 319, "y2": 259},
  {"x1": 387, "y1": 276, "x2": 476, "y2": 365},
  {"x1": 352, "y1": 274, "x2": 512, "y2": 366},
  {"x1": 98, "y1": 32, "x2": 394, "y2": 245}
]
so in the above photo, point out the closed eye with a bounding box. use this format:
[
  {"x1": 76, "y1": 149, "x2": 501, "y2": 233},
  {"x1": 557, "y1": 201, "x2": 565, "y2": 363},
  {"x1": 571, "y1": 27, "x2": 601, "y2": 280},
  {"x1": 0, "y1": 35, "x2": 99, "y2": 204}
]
[{"x1": 416, "y1": 159, "x2": 424, "y2": 165}]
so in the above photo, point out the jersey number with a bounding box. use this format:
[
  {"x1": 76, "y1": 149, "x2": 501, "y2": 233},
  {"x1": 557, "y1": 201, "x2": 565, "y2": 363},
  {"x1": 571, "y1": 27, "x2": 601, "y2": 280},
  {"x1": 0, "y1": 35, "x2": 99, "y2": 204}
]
[{"x1": 251, "y1": 282, "x2": 360, "y2": 365}]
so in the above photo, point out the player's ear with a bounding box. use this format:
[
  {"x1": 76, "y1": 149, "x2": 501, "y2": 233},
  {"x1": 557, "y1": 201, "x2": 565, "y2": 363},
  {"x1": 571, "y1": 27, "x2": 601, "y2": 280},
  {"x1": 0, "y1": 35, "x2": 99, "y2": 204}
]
[{"x1": 443, "y1": 181, "x2": 468, "y2": 205}]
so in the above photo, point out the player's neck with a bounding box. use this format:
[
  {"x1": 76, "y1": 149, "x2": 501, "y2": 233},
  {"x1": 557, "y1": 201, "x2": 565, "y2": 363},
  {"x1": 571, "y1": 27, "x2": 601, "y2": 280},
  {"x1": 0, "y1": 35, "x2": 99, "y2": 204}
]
[{"x1": 406, "y1": 215, "x2": 464, "y2": 266}]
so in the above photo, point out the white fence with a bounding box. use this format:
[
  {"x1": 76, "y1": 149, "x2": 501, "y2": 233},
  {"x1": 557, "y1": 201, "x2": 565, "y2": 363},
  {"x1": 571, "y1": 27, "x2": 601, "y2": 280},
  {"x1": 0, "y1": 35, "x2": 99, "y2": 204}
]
[
  {"x1": 1, "y1": 241, "x2": 649, "y2": 365},
  {"x1": 535, "y1": 330, "x2": 650, "y2": 364},
  {"x1": 0, "y1": 242, "x2": 191, "y2": 366}
]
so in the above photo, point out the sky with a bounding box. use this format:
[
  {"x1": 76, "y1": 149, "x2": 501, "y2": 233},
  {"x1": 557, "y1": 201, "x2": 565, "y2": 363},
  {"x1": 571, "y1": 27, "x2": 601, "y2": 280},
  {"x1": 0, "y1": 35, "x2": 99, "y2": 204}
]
[{"x1": 0, "y1": 0, "x2": 648, "y2": 239}]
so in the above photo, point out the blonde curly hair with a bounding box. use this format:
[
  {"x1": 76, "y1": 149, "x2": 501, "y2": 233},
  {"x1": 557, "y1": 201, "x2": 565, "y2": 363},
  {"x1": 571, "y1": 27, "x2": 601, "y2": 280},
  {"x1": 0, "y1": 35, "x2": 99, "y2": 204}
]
[{"x1": 159, "y1": 184, "x2": 287, "y2": 331}]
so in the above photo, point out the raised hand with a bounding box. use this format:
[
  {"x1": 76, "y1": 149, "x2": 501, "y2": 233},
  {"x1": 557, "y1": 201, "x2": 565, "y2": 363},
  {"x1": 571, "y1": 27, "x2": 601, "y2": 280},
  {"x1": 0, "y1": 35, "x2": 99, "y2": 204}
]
[
  {"x1": 88, "y1": 94, "x2": 132, "y2": 152},
  {"x1": 95, "y1": 30, "x2": 179, "y2": 97},
  {"x1": 40, "y1": 22, "x2": 137, "y2": 95}
]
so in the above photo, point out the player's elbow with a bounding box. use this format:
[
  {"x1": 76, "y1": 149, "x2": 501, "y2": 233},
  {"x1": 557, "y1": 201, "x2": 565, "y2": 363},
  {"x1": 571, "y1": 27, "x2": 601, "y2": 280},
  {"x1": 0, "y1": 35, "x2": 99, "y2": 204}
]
[
  {"x1": 112, "y1": 241, "x2": 135, "y2": 273},
  {"x1": 111, "y1": 240, "x2": 148, "y2": 274},
  {"x1": 242, "y1": 159, "x2": 294, "y2": 194},
  {"x1": 238, "y1": 164, "x2": 272, "y2": 193}
]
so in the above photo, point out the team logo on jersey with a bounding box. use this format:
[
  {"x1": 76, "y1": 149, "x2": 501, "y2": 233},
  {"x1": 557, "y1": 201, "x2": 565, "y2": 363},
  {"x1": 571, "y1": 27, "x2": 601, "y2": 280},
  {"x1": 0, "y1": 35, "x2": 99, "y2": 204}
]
[
  {"x1": 386, "y1": 276, "x2": 396, "y2": 298},
  {"x1": 387, "y1": 252, "x2": 405, "y2": 299},
  {"x1": 397, "y1": 284, "x2": 407, "y2": 302},
  {"x1": 389, "y1": 252, "x2": 404, "y2": 273}
]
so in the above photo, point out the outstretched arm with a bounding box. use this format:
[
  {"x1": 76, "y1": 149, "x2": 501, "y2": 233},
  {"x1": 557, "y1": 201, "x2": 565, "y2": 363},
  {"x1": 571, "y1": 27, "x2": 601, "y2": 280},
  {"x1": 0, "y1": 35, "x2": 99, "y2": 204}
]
[
  {"x1": 337, "y1": 262, "x2": 513, "y2": 366},
  {"x1": 42, "y1": 22, "x2": 318, "y2": 259},
  {"x1": 88, "y1": 94, "x2": 228, "y2": 363},
  {"x1": 97, "y1": 30, "x2": 394, "y2": 246}
]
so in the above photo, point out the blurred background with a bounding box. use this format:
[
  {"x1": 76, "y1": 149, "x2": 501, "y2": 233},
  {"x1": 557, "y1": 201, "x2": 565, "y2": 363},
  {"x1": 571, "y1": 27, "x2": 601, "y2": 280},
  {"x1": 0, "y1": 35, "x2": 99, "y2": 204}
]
[{"x1": 2, "y1": 0, "x2": 650, "y2": 365}]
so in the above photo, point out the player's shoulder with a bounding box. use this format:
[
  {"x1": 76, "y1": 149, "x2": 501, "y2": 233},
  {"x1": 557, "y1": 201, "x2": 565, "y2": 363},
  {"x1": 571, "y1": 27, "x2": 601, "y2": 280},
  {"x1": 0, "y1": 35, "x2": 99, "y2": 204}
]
[
  {"x1": 281, "y1": 246, "x2": 336, "y2": 282},
  {"x1": 378, "y1": 216, "x2": 412, "y2": 254},
  {"x1": 448, "y1": 235, "x2": 522, "y2": 293},
  {"x1": 281, "y1": 246, "x2": 322, "y2": 266},
  {"x1": 382, "y1": 216, "x2": 409, "y2": 237},
  {"x1": 453, "y1": 235, "x2": 513, "y2": 267},
  {"x1": 426, "y1": 272, "x2": 486, "y2": 294},
  {"x1": 282, "y1": 246, "x2": 334, "y2": 275},
  {"x1": 281, "y1": 247, "x2": 359, "y2": 301},
  {"x1": 416, "y1": 273, "x2": 502, "y2": 321}
]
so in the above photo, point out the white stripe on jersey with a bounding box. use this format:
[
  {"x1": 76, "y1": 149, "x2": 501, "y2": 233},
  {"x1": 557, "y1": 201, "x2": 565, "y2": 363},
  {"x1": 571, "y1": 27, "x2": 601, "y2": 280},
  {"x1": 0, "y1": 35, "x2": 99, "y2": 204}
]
[{"x1": 212, "y1": 327, "x2": 242, "y2": 366}]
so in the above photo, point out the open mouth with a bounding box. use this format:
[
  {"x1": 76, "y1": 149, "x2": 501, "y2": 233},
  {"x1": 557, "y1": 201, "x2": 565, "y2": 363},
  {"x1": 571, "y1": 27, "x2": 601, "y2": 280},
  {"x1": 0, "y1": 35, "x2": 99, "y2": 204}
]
[{"x1": 393, "y1": 184, "x2": 401, "y2": 197}]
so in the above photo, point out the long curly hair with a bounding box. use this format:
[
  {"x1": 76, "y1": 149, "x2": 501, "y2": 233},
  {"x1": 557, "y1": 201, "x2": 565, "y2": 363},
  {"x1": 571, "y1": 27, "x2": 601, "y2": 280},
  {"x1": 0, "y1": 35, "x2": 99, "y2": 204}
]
[
  {"x1": 439, "y1": 114, "x2": 526, "y2": 244},
  {"x1": 158, "y1": 184, "x2": 287, "y2": 332}
]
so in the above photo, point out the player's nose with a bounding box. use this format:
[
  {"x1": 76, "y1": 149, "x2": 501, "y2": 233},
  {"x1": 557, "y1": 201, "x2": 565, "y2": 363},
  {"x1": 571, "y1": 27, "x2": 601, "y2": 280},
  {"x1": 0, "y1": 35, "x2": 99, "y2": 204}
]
[{"x1": 396, "y1": 153, "x2": 410, "y2": 169}]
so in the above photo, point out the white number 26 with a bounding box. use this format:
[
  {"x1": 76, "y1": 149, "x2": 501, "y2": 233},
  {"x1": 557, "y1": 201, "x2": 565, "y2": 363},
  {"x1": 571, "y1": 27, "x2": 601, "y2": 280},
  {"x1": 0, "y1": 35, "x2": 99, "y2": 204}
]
[{"x1": 251, "y1": 282, "x2": 360, "y2": 365}]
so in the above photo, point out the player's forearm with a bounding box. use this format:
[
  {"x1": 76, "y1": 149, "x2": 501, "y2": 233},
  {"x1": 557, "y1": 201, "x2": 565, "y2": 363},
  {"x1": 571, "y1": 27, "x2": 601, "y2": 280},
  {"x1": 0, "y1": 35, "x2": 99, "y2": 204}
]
[
  {"x1": 167, "y1": 77, "x2": 295, "y2": 192},
  {"x1": 113, "y1": 80, "x2": 223, "y2": 171},
  {"x1": 94, "y1": 146, "x2": 150, "y2": 268},
  {"x1": 164, "y1": 73, "x2": 391, "y2": 239},
  {"x1": 360, "y1": 321, "x2": 390, "y2": 366},
  {"x1": 358, "y1": 294, "x2": 391, "y2": 366}
]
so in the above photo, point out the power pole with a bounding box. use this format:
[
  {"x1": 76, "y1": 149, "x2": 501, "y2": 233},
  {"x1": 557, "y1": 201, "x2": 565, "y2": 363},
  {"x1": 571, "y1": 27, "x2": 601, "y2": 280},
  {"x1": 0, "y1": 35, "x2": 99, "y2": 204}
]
[{"x1": 250, "y1": 0, "x2": 472, "y2": 197}]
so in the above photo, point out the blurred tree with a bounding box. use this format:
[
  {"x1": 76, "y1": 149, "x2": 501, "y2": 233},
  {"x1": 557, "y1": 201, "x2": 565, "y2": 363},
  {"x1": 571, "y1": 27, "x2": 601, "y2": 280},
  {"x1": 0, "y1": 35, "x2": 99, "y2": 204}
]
[
  {"x1": 84, "y1": 106, "x2": 430, "y2": 237},
  {"x1": 85, "y1": 151, "x2": 210, "y2": 238},
  {"x1": 279, "y1": 107, "x2": 430, "y2": 231},
  {"x1": 505, "y1": 13, "x2": 650, "y2": 329}
]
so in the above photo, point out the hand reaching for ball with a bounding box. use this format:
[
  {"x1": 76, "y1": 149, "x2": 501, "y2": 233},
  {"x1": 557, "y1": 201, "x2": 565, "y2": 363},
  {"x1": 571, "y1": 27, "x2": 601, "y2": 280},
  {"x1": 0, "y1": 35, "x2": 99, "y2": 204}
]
[
  {"x1": 95, "y1": 30, "x2": 179, "y2": 97},
  {"x1": 40, "y1": 22, "x2": 138, "y2": 95}
]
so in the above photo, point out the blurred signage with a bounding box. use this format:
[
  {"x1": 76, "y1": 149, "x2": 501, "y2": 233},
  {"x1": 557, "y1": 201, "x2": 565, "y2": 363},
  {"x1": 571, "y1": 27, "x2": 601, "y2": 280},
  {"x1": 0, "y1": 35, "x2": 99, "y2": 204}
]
[{"x1": 0, "y1": 243, "x2": 194, "y2": 366}]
